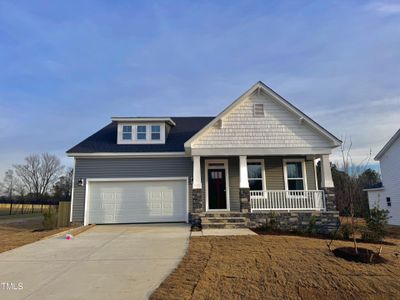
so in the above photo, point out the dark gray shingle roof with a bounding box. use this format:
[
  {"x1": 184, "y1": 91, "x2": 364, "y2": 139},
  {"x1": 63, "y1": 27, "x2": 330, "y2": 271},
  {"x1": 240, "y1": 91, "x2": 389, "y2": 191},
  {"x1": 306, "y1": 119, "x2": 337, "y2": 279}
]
[{"x1": 66, "y1": 117, "x2": 214, "y2": 153}]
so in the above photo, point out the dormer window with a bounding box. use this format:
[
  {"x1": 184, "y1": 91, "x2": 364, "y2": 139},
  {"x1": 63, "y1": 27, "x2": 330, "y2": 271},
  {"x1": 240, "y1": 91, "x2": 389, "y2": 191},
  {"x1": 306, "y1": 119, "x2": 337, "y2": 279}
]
[
  {"x1": 122, "y1": 125, "x2": 132, "y2": 140},
  {"x1": 137, "y1": 125, "x2": 147, "y2": 140},
  {"x1": 151, "y1": 125, "x2": 161, "y2": 140},
  {"x1": 114, "y1": 117, "x2": 175, "y2": 145}
]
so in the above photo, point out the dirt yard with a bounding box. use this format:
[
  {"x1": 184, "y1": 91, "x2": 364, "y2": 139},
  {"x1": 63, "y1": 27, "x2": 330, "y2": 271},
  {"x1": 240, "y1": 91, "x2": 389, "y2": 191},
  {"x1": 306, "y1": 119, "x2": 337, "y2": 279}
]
[
  {"x1": 151, "y1": 233, "x2": 400, "y2": 300},
  {"x1": 0, "y1": 217, "x2": 70, "y2": 253}
]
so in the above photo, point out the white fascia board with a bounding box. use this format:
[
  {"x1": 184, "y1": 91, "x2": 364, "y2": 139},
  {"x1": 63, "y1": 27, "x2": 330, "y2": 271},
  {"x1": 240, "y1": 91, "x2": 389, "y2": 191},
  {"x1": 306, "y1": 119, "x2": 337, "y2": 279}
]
[
  {"x1": 66, "y1": 152, "x2": 187, "y2": 158},
  {"x1": 184, "y1": 81, "x2": 342, "y2": 149},
  {"x1": 191, "y1": 147, "x2": 332, "y2": 156},
  {"x1": 363, "y1": 187, "x2": 385, "y2": 192},
  {"x1": 374, "y1": 129, "x2": 400, "y2": 160},
  {"x1": 111, "y1": 117, "x2": 176, "y2": 126}
]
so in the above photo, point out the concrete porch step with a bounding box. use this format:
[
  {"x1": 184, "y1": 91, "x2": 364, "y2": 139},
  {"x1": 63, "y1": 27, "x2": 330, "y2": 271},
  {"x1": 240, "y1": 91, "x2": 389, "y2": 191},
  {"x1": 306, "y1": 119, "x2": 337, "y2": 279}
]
[
  {"x1": 201, "y1": 217, "x2": 248, "y2": 224},
  {"x1": 201, "y1": 223, "x2": 248, "y2": 229},
  {"x1": 199, "y1": 212, "x2": 248, "y2": 218}
]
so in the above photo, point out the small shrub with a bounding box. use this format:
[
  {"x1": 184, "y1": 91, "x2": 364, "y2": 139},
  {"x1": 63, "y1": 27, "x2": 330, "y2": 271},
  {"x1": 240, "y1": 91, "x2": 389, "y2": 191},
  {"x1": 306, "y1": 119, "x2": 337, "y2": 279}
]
[
  {"x1": 307, "y1": 216, "x2": 318, "y2": 234},
  {"x1": 42, "y1": 207, "x2": 58, "y2": 230},
  {"x1": 256, "y1": 214, "x2": 279, "y2": 232},
  {"x1": 258, "y1": 222, "x2": 272, "y2": 232},
  {"x1": 330, "y1": 230, "x2": 343, "y2": 240},
  {"x1": 361, "y1": 229, "x2": 382, "y2": 243},
  {"x1": 268, "y1": 212, "x2": 279, "y2": 231},
  {"x1": 339, "y1": 223, "x2": 352, "y2": 240},
  {"x1": 361, "y1": 207, "x2": 389, "y2": 242}
]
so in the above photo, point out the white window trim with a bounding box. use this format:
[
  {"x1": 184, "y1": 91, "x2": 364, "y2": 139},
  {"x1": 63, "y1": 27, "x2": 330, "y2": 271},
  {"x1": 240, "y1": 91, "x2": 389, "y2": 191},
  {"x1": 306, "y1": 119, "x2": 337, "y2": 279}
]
[
  {"x1": 150, "y1": 124, "x2": 161, "y2": 141},
  {"x1": 136, "y1": 124, "x2": 147, "y2": 141},
  {"x1": 122, "y1": 125, "x2": 133, "y2": 140},
  {"x1": 117, "y1": 123, "x2": 166, "y2": 144},
  {"x1": 253, "y1": 103, "x2": 265, "y2": 117},
  {"x1": 313, "y1": 159, "x2": 319, "y2": 190},
  {"x1": 283, "y1": 159, "x2": 308, "y2": 191},
  {"x1": 205, "y1": 159, "x2": 230, "y2": 212},
  {"x1": 247, "y1": 159, "x2": 266, "y2": 191}
]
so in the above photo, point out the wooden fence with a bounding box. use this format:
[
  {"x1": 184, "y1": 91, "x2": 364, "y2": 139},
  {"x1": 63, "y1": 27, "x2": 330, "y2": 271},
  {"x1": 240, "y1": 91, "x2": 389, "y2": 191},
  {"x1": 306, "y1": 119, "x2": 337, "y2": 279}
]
[
  {"x1": 0, "y1": 203, "x2": 56, "y2": 216},
  {"x1": 0, "y1": 202, "x2": 71, "y2": 228},
  {"x1": 57, "y1": 201, "x2": 71, "y2": 227}
]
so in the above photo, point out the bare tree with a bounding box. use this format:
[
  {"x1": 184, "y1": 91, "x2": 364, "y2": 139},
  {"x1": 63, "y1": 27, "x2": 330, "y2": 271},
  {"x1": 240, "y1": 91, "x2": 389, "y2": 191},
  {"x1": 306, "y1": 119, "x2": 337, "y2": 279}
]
[
  {"x1": 1, "y1": 170, "x2": 15, "y2": 214},
  {"x1": 339, "y1": 136, "x2": 373, "y2": 254},
  {"x1": 53, "y1": 167, "x2": 73, "y2": 201},
  {"x1": 14, "y1": 179, "x2": 26, "y2": 198},
  {"x1": 1, "y1": 169, "x2": 15, "y2": 199},
  {"x1": 13, "y1": 153, "x2": 64, "y2": 200}
]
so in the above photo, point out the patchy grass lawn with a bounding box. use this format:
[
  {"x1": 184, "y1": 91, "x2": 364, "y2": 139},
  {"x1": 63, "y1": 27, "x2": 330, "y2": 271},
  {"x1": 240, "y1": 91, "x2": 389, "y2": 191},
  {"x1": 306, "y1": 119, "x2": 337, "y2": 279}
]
[
  {"x1": 151, "y1": 233, "x2": 400, "y2": 300},
  {"x1": 0, "y1": 217, "x2": 71, "y2": 253}
]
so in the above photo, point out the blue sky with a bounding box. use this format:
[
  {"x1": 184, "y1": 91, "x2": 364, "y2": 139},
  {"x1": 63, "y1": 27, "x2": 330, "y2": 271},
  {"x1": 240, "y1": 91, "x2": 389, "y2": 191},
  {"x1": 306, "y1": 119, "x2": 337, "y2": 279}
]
[{"x1": 0, "y1": 0, "x2": 399, "y2": 176}]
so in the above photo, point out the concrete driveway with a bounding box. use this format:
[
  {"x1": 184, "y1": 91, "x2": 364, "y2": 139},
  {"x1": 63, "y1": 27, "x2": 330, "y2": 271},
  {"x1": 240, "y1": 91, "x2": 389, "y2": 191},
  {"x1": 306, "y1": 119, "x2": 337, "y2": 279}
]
[{"x1": 0, "y1": 224, "x2": 190, "y2": 300}]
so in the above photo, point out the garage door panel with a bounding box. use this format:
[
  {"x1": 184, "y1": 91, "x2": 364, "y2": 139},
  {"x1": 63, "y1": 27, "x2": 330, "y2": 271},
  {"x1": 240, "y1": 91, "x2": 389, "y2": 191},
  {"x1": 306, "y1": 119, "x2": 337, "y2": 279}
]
[{"x1": 87, "y1": 180, "x2": 187, "y2": 224}]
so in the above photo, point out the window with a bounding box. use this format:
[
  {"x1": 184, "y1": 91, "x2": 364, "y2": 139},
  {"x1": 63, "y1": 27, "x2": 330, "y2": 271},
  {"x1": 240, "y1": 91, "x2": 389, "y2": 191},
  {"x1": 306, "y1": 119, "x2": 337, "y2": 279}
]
[
  {"x1": 118, "y1": 123, "x2": 166, "y2": 144},
  {"x1": 122, "y1": 125, "x2": 132, "y2": 140},
  {"x1": 137, "y1": 125, "x2": 146, "y2": 140},
  {"x1": 247, "y1": 162, "x2": 264, "y2": 190},
  {"x1": 253, "y1": 103, "x2": 264, "y2": 117},
  {"x1": 151, "y1": 125, "x2": 161, "y2": 140},
  {"x1": 387, "y1": 197, "x2": 391, "y2": 207},
  {"x1": 285, "y1": 161, "x2": 305, "y2": 190}
]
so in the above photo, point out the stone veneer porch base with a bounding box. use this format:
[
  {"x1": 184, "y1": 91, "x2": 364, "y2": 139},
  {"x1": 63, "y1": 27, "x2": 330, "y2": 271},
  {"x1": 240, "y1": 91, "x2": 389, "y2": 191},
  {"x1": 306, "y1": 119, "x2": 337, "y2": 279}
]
[{"x1": 189, "y1": 211, "x2": 340, "y2": 234}]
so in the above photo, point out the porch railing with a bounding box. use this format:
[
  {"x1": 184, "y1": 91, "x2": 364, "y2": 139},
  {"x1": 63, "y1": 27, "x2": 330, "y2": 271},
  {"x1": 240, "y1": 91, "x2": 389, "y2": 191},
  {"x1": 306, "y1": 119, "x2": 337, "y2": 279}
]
[{"x1": 249, "y1": 190, "x2": 325, "y2": 212}]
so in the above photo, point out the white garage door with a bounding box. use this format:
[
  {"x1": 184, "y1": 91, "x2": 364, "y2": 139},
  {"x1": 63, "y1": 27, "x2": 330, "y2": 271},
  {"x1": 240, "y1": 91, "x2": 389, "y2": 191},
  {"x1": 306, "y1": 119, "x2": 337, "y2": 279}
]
[{"x1": 86, "y1": 179, "x2": 187, "y2": 224}]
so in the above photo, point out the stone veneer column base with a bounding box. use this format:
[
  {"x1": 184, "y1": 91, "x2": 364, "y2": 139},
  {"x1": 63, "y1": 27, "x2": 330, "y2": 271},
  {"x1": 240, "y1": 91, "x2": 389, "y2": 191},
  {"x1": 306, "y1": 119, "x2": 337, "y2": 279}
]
[
  {"x1": 192, "y1": 188, "x2": 203, "y2": 213},
  {"x1": 323, "y1": 187, "x2": 337, "y2": 211},
  {"x1": 240, "y1": 188, "x2": 250, "y2": 213},
  {"x1": 190, "y1": 188, "x2": 203, "y2": 228}
]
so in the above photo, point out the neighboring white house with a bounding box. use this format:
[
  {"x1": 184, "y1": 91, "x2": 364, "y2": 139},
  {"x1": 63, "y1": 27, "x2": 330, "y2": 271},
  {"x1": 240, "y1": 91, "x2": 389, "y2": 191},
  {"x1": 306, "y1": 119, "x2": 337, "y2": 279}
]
[{"x1": 366, "y1": 129, "x2": 400, "y2": 225}]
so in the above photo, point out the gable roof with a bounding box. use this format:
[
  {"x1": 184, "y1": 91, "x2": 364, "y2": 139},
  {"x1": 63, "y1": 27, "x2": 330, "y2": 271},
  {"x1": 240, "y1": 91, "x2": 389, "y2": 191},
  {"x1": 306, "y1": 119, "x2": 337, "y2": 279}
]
[
  {"x1": 375, "y1": 128, "x2": 400, "y2": 160},
  {"x1": 66, "y1": 117, "x2": 214, "y2": 155},
  {"x1": 184, "y1": 81, "x2": 342, "y2": 149}
]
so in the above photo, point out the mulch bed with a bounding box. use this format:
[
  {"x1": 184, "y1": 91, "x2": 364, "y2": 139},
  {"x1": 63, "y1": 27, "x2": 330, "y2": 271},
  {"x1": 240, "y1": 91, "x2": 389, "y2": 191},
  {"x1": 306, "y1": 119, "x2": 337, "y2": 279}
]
[{"x1": 333, "y1": 246, "x2": 387, "y2": 264}]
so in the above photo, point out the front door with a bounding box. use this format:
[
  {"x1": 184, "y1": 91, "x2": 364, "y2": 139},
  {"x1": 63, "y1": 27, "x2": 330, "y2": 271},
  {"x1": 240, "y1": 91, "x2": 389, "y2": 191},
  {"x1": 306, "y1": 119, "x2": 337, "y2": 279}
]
[{"x1": 207, "y1": 169, "x2": 227, "y2": 210}]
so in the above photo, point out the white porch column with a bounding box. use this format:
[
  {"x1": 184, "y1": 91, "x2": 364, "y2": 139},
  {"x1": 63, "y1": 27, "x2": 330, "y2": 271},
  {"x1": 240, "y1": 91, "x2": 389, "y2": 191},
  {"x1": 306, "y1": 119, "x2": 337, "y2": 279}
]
[
  {"x1": 320, "y1": 154, "x2": 334, "y2": 188},
  {"x1": 192, "y1": 156, "x2": 202, "y2": 189},
  {"x1": 239, "y1": 155, "x2": 249, "y2": 188}
]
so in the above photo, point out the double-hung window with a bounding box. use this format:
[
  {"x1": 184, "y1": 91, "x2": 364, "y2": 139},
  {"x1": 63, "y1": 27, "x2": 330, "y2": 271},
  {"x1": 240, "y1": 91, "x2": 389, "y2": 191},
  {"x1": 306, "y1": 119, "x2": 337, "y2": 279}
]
[
  {"x1": 285, "y1": 161, "x2": 306, "y2": 190},
  {"x1": 151, "y1": 125, "x2": 161, "y2": 140},
  {"x1": 137, "y1": 125, "x2": 147, "y2": 140},
  {"x1": 122, "y1": 125, "x2": 132, "y2": 140},
  {"x1": 247, "y1": 161, "x2": 264, "y2": 190}
]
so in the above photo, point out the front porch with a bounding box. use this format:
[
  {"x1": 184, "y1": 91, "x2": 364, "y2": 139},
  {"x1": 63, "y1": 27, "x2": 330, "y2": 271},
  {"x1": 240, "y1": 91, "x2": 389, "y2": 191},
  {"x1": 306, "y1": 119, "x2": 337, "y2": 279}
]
[{"x1": 189, "y1": 154, "x2": 338, "y2": 231}]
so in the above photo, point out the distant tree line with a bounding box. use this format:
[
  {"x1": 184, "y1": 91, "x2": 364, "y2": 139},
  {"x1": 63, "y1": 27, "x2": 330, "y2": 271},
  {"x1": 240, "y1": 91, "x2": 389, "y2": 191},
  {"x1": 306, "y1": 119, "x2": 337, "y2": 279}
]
[{"x1": 0, "y1": 153, "x2": 72, "y2": 205}]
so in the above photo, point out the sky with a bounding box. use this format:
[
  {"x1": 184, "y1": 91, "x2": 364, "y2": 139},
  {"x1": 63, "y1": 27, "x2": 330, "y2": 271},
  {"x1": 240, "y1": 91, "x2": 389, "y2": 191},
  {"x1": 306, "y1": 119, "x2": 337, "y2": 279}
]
[{"x1": 0, "y1": 0, "x2": 399, "y2": 177}]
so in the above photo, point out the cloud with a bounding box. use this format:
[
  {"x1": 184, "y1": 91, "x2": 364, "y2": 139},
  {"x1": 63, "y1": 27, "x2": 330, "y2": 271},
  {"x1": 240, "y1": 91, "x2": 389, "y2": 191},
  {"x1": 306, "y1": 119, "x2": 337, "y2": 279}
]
[
  {"x1": 313, "y1": 96, "x2": 400, "y2": 165},
  {"x1": 365, "y1": 1, "x2": 400, "y2": 15}
]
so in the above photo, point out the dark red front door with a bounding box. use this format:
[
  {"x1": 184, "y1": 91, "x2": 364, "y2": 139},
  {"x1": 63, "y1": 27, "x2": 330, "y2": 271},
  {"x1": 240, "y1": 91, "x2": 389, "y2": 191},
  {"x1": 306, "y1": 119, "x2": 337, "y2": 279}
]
[{"x1": 208, "y1": 169, "x2": 227, "y2": 209}]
